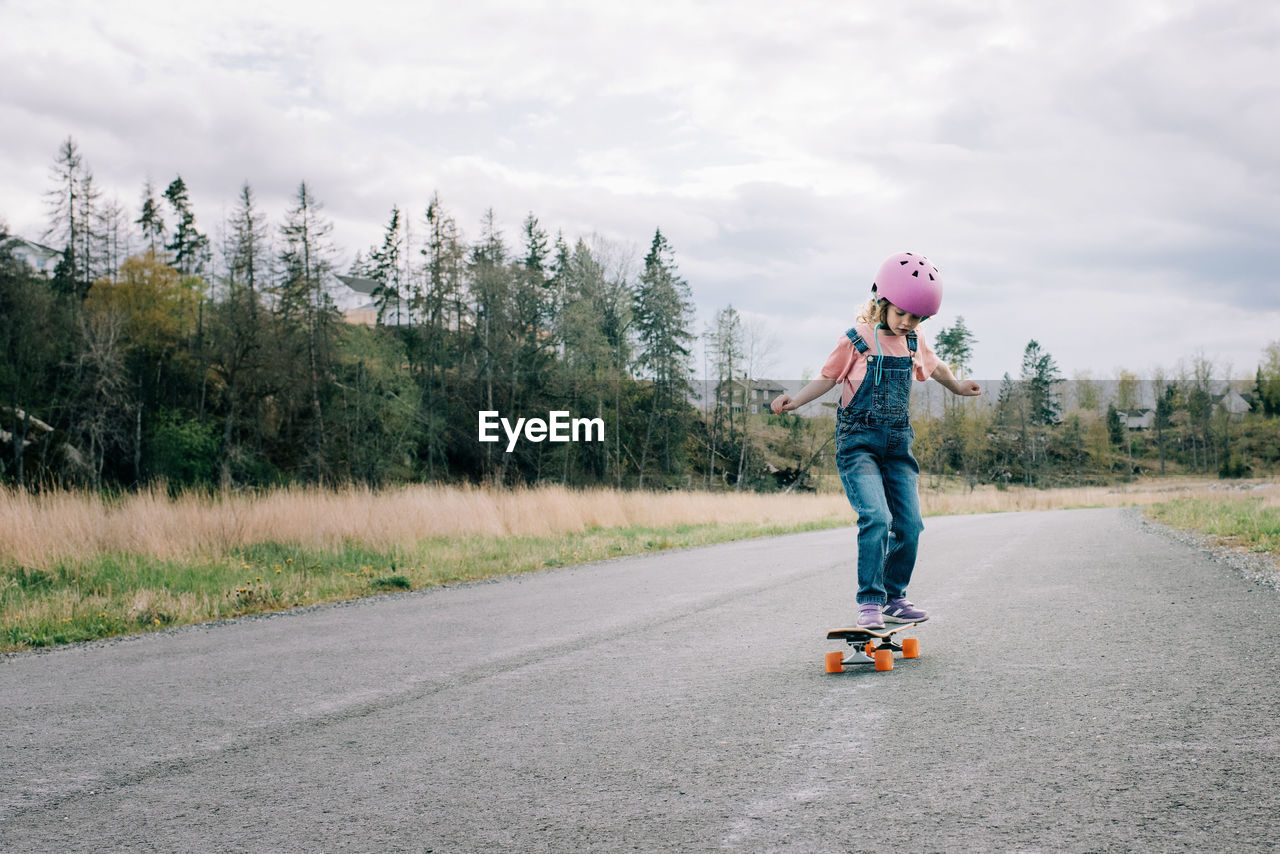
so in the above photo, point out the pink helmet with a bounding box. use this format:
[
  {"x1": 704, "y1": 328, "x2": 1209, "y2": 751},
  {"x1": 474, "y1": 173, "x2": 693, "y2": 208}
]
[{"x1": 872, "y1": 252, "x2": 943, "y2": 318}]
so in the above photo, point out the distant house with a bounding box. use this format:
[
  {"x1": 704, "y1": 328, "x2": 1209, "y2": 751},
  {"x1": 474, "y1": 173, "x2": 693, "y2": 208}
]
[
  {"x1": 1214, "y1": 392, "x2": 1251, "y2": 419},
  {"x1": 715, "y1": 377, "x2": 787, "y2": 415},
  {"x1": 1121, "y1": 408, "x2": 1155, "y2": 430},
  {"x1": 333, "y1": 274, "x2": 415, "y2": 327},
  {"x1": 3, "y1": 236, "x2": 61, "y2": 277}
]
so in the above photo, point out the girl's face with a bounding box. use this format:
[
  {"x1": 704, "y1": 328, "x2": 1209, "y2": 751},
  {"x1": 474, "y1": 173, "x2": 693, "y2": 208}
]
[{"x1": 884, "y1": 303, "x2": 924, "y2": 336}]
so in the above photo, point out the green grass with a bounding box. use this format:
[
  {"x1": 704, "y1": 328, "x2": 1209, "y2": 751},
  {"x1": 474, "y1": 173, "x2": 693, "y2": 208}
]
[
  {"x1": 1146, "y1": 497, "x2": 1280, "y2": 555},
  {"x1": 1, "y1": 517, "x2": 848, "y2": 652}
]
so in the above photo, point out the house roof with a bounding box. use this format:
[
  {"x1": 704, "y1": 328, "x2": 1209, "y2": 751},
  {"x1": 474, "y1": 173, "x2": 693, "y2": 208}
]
[
  {"x1": 719, "y1": 377, "x2": 786, "y2": 391},
  {"x1": 3, "y1": 235, "x2": 62, "y2": 256},
  {"x1": 334, "y1": 274, "x2": 380, "y2": 296}
]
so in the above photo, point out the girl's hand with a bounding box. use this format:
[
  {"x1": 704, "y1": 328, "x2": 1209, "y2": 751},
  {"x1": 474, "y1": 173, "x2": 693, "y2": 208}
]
[
  {"x1": 931, "y1": 363, "x2": 980, "y2": 397},
  {"x1": 771, "y1": 395, "x2": 794, "y2": 414}
]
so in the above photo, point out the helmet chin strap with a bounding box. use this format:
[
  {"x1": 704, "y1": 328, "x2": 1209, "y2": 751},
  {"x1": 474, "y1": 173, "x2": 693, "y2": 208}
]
[{"x1": 873, "y1": 323, "x2": 886, "y2": 386}]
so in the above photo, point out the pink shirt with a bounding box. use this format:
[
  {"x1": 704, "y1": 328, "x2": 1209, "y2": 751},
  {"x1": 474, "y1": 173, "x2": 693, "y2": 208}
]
[{"x1": 820, "y1": 323, "x2": 941, "y2": 406}]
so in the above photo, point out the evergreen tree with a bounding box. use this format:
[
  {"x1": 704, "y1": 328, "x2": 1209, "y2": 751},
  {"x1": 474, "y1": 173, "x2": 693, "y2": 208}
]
[
  {"x1": 596, "y1": 238, "x2": 636, "y2": 484},
  {"x1": 210, "y1": 183, "x2": 271, "y2": 487},
  {"x1": 633, "y1": 228, "x2": 695, "y2": 485},
  {"x1": 416, "y1": 195, "x2": 465, "y2": 478},
  {"x1": 551, "y1": 239, "x2": 609, "y2": 484},
  {"x1": 227, "y1": 182, "x2": 269, "y2": 299},
  {"x1": 74, "y1": 168, "x2": 103, "y2": 294},
  {"x1": 164, "y1": 176, "x2": 210, "y2": 276},
  {"x1": 1020, "y1": 340, "x2": 1063, "y2": 426},
  {"x1": 1255, "y1": 341, "x2": 1280, "y2": 417},
  {"x1": 1155, "y1": 383, "x2": 1175, "y2": 475},
  {"x1": 633, "y1": 229, "x2": 694, "y2": 386},
  {"x1": 277, "y1": 181, "x2": 339, "y2": 482},
  {"x1": 1106, "y1": 405, "x2": 1125, "y2": 446},
  {"x1": 521, "y1": 214, "x2": 550, "y2": 281},
  {"x1": 369, "y1": 205, "x2": 404, "y2": 326},
  {"x1": 514, "y1": 213, "x2": 552, "y2": 349},
  {"x1": 466, "y1": 210, "x2": 515, "y2": 480},
  {"x1": 933, "y1": 316, "x2": 977, "y2": 378},
  {"x1": 549, "y1": 231, "x2": 571, "y2": 350},
  {"x1": 347, "y1": 251, "x2": 371, "y2": 278},
  {"x1": 43, "y1": 136, "x2": 84, "y2": 297},
  {"x1": 136, "y1": 179, "x2": 165, "y2": 255},
  {"x1": 509, "y1": 212, "x2": 553, "y2": 407}
]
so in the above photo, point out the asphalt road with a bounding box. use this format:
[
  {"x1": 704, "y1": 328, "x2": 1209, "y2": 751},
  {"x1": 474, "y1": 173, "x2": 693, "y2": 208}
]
[{"x1": 3, "y1": 507, "x2": 1279, "y2": 852}]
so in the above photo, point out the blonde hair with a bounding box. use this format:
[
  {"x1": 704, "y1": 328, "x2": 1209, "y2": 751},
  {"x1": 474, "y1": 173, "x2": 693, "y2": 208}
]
[
  {"x1": 855, "y1": 296, "x2": 891, "y2": 327},
  {"x1": 856, "y1": 295, "x2": 932, "y2": 327}
]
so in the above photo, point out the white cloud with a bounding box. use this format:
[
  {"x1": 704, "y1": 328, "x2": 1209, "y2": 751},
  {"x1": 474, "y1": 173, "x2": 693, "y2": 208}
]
[{"x1": 3, "y1": 0, "x2": 1278, "y2": 383}]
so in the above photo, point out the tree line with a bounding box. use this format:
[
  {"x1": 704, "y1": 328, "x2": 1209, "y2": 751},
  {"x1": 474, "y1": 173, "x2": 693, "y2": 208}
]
[
  {"x1": 4, "y1": 137, "x2": 1279, "y2": 493},
  {"x1": 907, "y1": 339, "x2": 1280, "y2": 489},
  {"x1": 2, "y1": 138, "x2": 713, "y2": 490}
]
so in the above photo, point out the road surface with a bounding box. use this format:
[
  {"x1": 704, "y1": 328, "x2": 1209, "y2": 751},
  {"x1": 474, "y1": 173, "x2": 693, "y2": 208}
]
[{"x1": 3, "y1": 507, "x2": 1279, "y2": 852}]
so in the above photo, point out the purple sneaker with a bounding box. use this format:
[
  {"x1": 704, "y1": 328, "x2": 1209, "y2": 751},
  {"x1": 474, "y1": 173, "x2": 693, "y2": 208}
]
[
  {"x1": 856, "y1": 603, "x2": 885, "y2": 630},
  {"x1": 882, "y1": 598, "x2": 928, "y2": 623}
]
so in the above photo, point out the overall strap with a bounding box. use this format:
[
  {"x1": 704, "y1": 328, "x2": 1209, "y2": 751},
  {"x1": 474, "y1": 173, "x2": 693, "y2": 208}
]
[
  {"x1": 906, "y1": 331, "x2": 918, "y2": 353},
  {"x1": 845, "y1": 328, "x2": 869, "y2": 354}
]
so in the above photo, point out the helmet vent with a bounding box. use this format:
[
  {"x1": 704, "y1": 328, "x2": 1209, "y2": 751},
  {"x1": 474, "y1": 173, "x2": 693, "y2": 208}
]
[{"x1": 911, "y1": 270, "x2": 919, "y2": 277}]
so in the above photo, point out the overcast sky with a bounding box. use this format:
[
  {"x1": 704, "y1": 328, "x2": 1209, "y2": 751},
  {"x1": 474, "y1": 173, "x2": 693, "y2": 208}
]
[{"x1": 3, "y1": 0, "x2": 1277, "y2": 384}]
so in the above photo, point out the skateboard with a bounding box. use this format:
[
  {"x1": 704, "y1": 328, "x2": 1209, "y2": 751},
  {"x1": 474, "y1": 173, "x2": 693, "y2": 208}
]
[{"x1": 824, "y1": 621, "x2": 922, "y2": 673}]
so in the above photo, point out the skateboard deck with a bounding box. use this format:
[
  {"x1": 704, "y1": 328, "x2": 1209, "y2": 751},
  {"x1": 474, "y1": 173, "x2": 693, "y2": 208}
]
[
  {"x1": 826, "y1": 621, "x2": 921, "y2": 641},
  {"x1": 825, "y1": 620, "x2": 923, "y2": 673}
]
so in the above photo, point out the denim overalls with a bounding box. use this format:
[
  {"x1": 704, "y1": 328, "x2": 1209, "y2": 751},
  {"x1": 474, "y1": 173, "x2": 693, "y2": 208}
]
[{"x1": 835, "y1": 326, "x2": 925, "y2": 607}]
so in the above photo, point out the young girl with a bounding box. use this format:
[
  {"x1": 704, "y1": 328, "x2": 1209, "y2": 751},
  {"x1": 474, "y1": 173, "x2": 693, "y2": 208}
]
[{"x1": 772, "y1": 252, "x2": 980, "y2": 629}]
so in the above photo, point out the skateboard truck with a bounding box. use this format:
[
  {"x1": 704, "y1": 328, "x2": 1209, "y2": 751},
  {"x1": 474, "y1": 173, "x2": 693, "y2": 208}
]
[{"x1": 824, "y1": 623, "x2": 922, "y2": 673}]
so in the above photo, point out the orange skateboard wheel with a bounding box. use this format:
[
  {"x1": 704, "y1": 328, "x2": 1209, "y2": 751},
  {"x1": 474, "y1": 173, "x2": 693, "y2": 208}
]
[
  {"x1": 902, "y1": 637, "x2": 920, "y2": 659},
  {"x1": 825, "y1": 651, "x2": 845, "y2": 674},
  {"x1": 874, "y1": 649, "x2": 894, "y2": 671}
]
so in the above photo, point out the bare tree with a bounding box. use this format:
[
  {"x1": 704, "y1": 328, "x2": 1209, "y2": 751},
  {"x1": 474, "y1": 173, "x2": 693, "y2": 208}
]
[
  {"x1": 73, "y1": 310, "x2": 132, "y2": 487},
  {"x1": 735, "y1": 313, "x2": 779, "y2": 489}
]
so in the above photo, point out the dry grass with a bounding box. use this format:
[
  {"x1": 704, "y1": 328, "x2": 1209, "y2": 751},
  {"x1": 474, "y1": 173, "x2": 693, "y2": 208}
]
[
  {"x1": 1, "y1": 484, "x2": 855, "y2": 651},
  {"x1": 0, "y1": 483, "x2": 853, "y2": 570},
  {"x1": 1144, "y1": 486, "x2": 1280, "y2": 557},
  {"x1": 5, "y1": 479, "x2": 1277, "y2": 651},
  {"x1": 5, "y1": 479, "x2": 1278, "y2": 571},
  {"x1": 919, "y1": 477, "x2": 1280, "y2": 516}
]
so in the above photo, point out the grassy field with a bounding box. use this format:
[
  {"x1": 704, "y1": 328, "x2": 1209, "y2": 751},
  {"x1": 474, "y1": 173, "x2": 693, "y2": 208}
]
[
  {"x1": 1144, "y1": 488, "x2": 1280, "y2": 555},
  {"x1": 3, "y1": 479, "x2": 1277, "y2": 652},
  {"x1": 1, "y1": 485, "x2": 853, "y2": 651}
]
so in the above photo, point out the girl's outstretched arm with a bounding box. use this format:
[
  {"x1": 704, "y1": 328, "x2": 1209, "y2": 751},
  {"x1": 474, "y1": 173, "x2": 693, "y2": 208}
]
[
  {"x1": 931, "y1": 363, "x2": 981, "y2": 396},
  {"x1": 771, "y1": 377, "x2": 837, "y2": 413}
]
